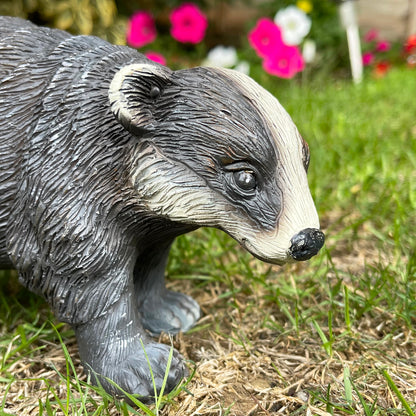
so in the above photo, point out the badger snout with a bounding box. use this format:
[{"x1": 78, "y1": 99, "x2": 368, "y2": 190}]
[{"x1": 289, "y1": 228, "x2": 325, "y2": 261}]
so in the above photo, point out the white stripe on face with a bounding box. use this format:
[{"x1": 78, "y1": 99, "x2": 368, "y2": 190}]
[{"x1": 211, "y1": 68, "x2": 320, "y2": 264}]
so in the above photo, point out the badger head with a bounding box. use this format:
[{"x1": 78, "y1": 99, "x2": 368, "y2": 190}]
[{"x1": 109, "y1": 63, "x2": 324, "y2": 265}]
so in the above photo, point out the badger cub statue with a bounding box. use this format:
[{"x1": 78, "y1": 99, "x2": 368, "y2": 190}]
[{"x1": 0, "y1": 16, "x2": 324, "y2": 401}]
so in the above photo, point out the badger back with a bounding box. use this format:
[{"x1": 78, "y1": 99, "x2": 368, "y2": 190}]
[
  {"x1": 0, "y1": 17, "x2": 153, "y2": 277},
  {"x1": 0, "y1": 16, "x2": 151, "y2": 200}
]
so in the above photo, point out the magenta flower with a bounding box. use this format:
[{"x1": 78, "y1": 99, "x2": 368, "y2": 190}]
[
  {"x1": 127, "y1": 11, "x2": 157, "y2": 48},
  {"x1": 248, "y1": 18, "x2": 304, "y2": 78},
  {"x1": 363, "y1": 29, "x2": 379, "y2": 43},
  {"x1": 248, "y1": 18, "x2": 284, "y2": 59},
  {"x1": 145, "y1": 51, "x2": 166, "y2": 66},
  {"x1": 170, "y1": 3, "x2": 208, "y2": 44},
  {"x1": 376, "y1": 40, "x2": 391, "y2": 52},
  {"x1": 263, "y1": 44, "x2": 305, "y2": 78},
  {"x1": 362, "y1": 52, "x2": 374, "y2": 66}
]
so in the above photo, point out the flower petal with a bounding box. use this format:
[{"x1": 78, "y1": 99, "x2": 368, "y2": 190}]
[
  {"x1": 127, "y1": 11, "x2": 157, "y2": 48},
  {"x1": 263, "y1": 43, "x2": 304, "y2": 78},
  {"x1": 248, "y1": 18, "x2": 284, "y2": 59},
  {"x1": 170, "y1": 3, "x2": 208, "y2": 44},
  {"x1": 274, "y1": 6, "x2": 311, "y2": 46}
]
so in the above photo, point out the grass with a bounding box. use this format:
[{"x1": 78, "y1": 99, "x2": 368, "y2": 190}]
[{"x1": 1, "y1": 67, "x2": 416, "y2": 415}]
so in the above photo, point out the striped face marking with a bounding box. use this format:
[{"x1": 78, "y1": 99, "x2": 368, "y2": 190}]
[
  {"x1": 202, "y1": 68, "x2": 320, "y2": 263},
  {"x1": 110, "y1": 65, "x2": 321, "y2": 264}
]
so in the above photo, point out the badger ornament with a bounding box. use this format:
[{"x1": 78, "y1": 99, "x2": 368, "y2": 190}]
[{"x1": 0, "y1": 16, "x2": 325, "y2": 401}]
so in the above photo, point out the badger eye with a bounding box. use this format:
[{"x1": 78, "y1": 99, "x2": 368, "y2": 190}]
[
  {"x1": 222, "y1": 161, "x2": 258, "y2": 197},
  {"x1": 233, "y1": 170, "x2": 256, "y2": 191},
  {"x1": 149, "y1": 86, "x2": 161, "y2": 99}
]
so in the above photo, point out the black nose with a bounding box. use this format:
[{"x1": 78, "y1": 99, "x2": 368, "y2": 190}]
[{"x1": 289, "y1": 228, "x2": 325, "y2": 261}]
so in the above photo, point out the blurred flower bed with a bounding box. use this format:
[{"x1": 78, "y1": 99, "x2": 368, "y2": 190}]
[
  {"x1": 361, "y1": 29, "x2": 416, "y2": 77},
  {"x1": 1, "y1": 0, "x2": 415, "y2": 81},
  {"x1": 122, "y1": 0, "x2": 347, "y2": 80}
]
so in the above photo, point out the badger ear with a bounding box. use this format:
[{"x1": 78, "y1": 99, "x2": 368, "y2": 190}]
[{"x1": 109, "y1": 63, "x2": 173, "y2": 136}]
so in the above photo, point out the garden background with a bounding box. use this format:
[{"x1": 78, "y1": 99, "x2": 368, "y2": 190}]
[{"x1": 0, "y1": 0, "x2": 415, "y2": 415}]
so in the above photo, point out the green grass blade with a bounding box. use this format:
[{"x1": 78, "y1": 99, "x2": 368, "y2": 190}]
[
  {"x1": 350, "y1": 378, "x2": 378, "y2": 416},
  {"x1": 139, "y1": 337, "x2": 176, "y2": 413},
  {"x1": 312, "y1": 320, "x2": 332, "y2": 356},
  {"x1": 51, "y1": 323, "x2": 89, "y2": 414},
  {"x1": 0, "y1": 378, "x2": 13, "y2": 411},
  {"x1": 139, "y1": 338, "x2": 159, "y2": 409},
  {"x1": 343, "y1": 367, "x2": 353, "y2": 405},
  {"x1": 383, "y1": 370, "x2": 415, "y2": 416},
  {"x1": 156, "y1": 340, "x2": 174, "y2": 409},
  {"x1": 103, "y1": 377, "x2": 156, "y2": 416},
  {"x1": 0, "y1": 323, "x2": 46, "y2": 372},
  {"x1": 343, "y1": 284, "x2": 351, "y2": 332}
]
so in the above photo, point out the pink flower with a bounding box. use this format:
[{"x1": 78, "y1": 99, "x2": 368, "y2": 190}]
[
  {"x1": 263, "y1": 43, "x2": 305, "y2": 78},
  {"x1": 364, "y1": 29, "x2": 379, "y2": 43},
  {"x1": 362, "y1": 52, "x2": 374, "y2": 66},
  {"x1": 248, "y1": 18, "x2": 304, "y2": 78},
  {"x1": 248, "y1": 18, "x2": 284, "y2": 59},
  {"x1": 145, "y1": 51, "x2": 166, "y2": 66},
  {"x1": 127, "y1": 11, "x2": 157, "y2": 48},
  {"x1": 376, "y1": 40, "x2": 391, "y2": 52},
  {"x1": 170, "y1": 3, "x2": 208, "y2": 44}
]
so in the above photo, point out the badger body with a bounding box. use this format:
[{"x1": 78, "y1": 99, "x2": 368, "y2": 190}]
[{"x1": 0, "y1": 16, "x2": 324, "y2": 400}]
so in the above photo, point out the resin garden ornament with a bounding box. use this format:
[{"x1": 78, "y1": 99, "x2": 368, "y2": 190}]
[{"x1": 0, "y1": 16, "x2": 325, "y2": 402}]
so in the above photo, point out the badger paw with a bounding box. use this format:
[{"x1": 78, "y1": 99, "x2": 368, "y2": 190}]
[
  {"x1": 139, "y1": 290, "x2": 200, "y2": 335},
  {"x1": 89, "y1": 341, "x2": 186, "y2": 403}
]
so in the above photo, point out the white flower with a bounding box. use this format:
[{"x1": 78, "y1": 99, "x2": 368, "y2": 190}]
[
  {"x1": 274, "y1": 5, "x2": 311, "y2": 46},
  {"x1": 203, "y1": 45, "x2": 238, "y2": 68},
  {"x1": 234, "y1": 60, "x2": 250, "y2": 75},
  {"x1": 302, "y1": 39, "x2": 316, "y2": 63}
]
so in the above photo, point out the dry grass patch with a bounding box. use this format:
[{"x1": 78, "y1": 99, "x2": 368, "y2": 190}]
[{"x1": 2, "y1": 253, "x2": 415, "y2": 415}]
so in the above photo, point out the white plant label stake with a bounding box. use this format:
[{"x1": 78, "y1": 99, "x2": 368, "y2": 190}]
[{"x1": 339, "y1": 0, "x2": 363, "y2": 84}]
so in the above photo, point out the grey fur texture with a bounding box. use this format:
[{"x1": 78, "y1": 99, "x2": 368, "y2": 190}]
[{"x1": 0, "y1": 16, "x2": 324, "y2": 401}]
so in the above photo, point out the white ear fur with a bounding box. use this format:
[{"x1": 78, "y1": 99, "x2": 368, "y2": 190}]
[{"x1": 109, "y1": 63, "x2": 172, "y2": 134}]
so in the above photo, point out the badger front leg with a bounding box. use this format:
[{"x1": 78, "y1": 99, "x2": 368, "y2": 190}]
[
  {"x1": 134, "y1": 240, "x2": 200, "y2": 335},
  {"x1": 9, "y1": 220, "x2": 186, "y2": 399},
  {"x1": 73, "y1": 238, "x2": 199, "y2": 399},
  {"x1": 74, "y1": 276, "x2": 187, "y2": 401}
]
